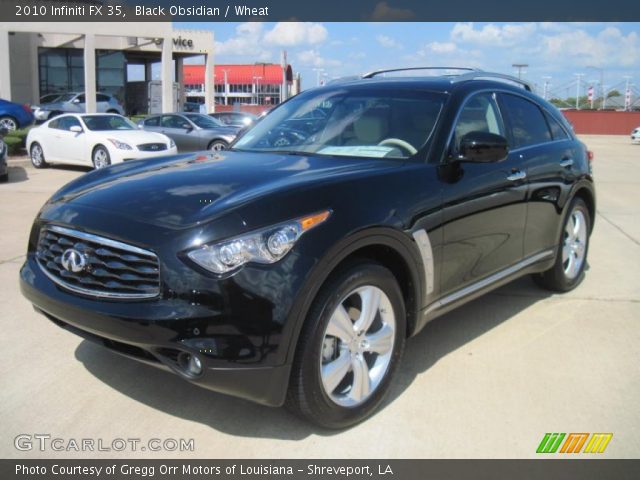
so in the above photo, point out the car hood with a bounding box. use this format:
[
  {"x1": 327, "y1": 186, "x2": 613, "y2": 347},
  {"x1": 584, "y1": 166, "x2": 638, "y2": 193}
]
[
  {"x1": 95, "y1": 130, "x2": 169, "y2": 144},
  {"x1": 44, "y1": 151, "x2": 399, "y2": 229}
]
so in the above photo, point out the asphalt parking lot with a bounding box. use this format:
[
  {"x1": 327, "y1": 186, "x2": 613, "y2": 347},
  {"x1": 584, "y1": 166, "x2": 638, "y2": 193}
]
[{"x1": 1, "y1": 135, "x2": 638, "y2": 459}]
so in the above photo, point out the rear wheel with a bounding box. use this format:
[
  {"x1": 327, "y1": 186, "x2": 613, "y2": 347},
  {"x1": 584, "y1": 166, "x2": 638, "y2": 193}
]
[
  {"x1": 533, "y1": 197, "x2": 591, "y2": 292},
  {"x1": 92, "y1": 145, "x2": 111, "y2": 170},
  {"x1": 287, "y1": 261, "x2": 406, "y2": 429},
  {"x1": 30, "y1": 143, "x2": 48, "y2": 168},
  {"x1": 208, "y1": 139, "x2": 228, "y2": 152}
]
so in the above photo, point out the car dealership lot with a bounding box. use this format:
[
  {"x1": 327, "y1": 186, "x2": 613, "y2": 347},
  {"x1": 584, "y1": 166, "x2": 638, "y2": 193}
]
[{"x1": 1, "y1": 135, "x2": 638, "y2": 458}]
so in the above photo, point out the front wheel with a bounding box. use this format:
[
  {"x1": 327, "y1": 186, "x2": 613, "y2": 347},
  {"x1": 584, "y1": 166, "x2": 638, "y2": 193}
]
[
  {"x1": 286, "y1": 261, "x2": 406, "y2": 429},
  {"x1": 92, "y1": 145, "x2": 111, "y2": 169},
  {"x1": 0, "y1": 116, "x2": 18, "y2": 131},
  {"x1": 533, "y1": 197, "x2": 591, "y2": 292}
]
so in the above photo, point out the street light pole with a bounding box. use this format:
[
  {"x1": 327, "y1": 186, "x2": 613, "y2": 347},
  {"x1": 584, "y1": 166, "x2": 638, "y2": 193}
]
[
  {"x1": 312, "y1": 67, "x2": 325, "y2": 86},
  {"x1": 512, "y1": 63, "x2": 528, "y2": 80}
]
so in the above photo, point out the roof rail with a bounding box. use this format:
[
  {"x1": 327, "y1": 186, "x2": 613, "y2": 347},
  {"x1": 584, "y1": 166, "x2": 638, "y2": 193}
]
[
  {"x1": 361, "y1": 67, "x2": 532, "y2": 92},
  {"x1": 453, "y1": 71, "x2": 532, "y2": 91},
  {"x1": 362, "y1": 67, "x2": 478, "y2": 79}
]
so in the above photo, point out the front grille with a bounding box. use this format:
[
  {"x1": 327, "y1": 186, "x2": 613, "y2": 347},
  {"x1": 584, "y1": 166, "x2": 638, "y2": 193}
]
[
  {"x1": 137, "y1": 143, "x2": 167, "y2": 152},
  {"x1": 36, "y1": 225, "x2": 160, "y2": 299}
]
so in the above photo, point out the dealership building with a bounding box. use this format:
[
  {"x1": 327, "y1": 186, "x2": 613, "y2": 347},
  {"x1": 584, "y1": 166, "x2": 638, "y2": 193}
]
[{"x1": 0, "y1": 22, "x2": 215, "y2": 114}]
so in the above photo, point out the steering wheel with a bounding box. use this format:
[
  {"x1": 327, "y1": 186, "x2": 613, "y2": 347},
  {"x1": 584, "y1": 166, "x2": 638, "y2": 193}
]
[{"x1": 378, "y1": 138, "x2": 418, "y2": 155}]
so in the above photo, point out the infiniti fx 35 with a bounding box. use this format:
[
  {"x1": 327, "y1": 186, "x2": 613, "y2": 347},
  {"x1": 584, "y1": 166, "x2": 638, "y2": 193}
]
[{"x1": 21, "y1": 69, "x2": 595, "y2": 428}]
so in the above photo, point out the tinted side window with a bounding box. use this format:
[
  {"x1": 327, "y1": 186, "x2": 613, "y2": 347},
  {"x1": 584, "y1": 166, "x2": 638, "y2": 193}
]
[
  {"x1": 501, "y1": 94, "x2": 552, "y2": 148},
  {"x1": 76, "y1": 94, "x2": 86, "y2": 103},
  {"x1": 544, "y1": 111, "x2": 570, "y2": 140},
  {"x1": 453, "y1": 93, "x2": 504, "y2": 150},
  {"x1": 48, "y1": 119, "x2": 60, "y2": 129},
  {"x1": 144, "y1": 117, "x2": 160, "y2": 127},
  {"x1": 96, "y1": 94, "x2": 110, "y2": 102},
  {"x1": 58, "y1": 116, "x2": 82, "y2": 130},
  {"x1": 162, "y1": 115, "x2": 188, "y2": 129}
]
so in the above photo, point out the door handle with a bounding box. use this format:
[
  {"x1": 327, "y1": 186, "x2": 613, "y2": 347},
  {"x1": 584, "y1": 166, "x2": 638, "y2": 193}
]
[
  {"x1": 507, "y1": 170, "x2": 527, "y2": 181},
  {"x1": 560, "y1": 158, "x2": 574, "y2": 168}
]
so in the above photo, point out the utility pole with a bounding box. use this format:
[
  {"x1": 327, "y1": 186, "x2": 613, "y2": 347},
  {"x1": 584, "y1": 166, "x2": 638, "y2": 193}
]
[
  {"x1": 222, "y1": 69, "x2": 229, "y2": 106},
  {"x1": 623, "y1": 75, "x2": 632, "y2": 111},
  {"x1": 512, "y1": 63, "x2": 528, "y2": 80},
  {"x1": 542, "y1": 76, "x2": 551, "y2": 100},
  {"x1": 587, "y1": 66, "x2": 605, "y2": 109},
  {"x1": 574, "y1": 73, "x2": 584, "y2": 110}
]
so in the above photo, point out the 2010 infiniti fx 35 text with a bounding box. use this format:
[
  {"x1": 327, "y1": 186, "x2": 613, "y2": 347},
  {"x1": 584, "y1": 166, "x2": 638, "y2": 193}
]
[{"x1": 21, "y1": 68, "x2": 595, "y2": 428}]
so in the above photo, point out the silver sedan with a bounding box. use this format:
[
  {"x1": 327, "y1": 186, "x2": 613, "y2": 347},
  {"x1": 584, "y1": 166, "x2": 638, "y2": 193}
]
[{"x1": 138, "y1": 113, "x2": 240, "y2": 152}]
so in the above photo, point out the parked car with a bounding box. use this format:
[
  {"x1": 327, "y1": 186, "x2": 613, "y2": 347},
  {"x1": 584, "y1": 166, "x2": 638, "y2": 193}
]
[
  {"x1": 210, "y1": 111, "x2": 257, "y2": 128},
  {"x1": 39, "y1": 93, "x2": 62, "y2": 104},
  {"x1": 0, "y1": 127, "x2": 8, "y2": 182},
  {"x1": 138, "y1": 113, "x2": 239, "y2": 151},
  {"x1": 632, "y1": 127, "x2": 640, "y2": 144},
  {"x1": 27, "y1": 113, "x2": 177, "y2": 170},
  {"x1": 182, "y1": 101, "x2": 203, "y2": 113},
  {"x1": 32, "y1": 93, "x2": 125, "y2": 122},
  {"x1": 0, "y1": 98, "x2": 35, "y2": 131},
  {"x1": 20, "y1": 69, "x2": 595, "y2": 428}
]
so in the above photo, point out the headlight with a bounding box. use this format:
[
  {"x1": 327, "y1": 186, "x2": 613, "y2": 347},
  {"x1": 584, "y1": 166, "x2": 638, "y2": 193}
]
[
  {"x1": 186, "y1": 210, "x2": 331, "y2": 274},
  {"x1": 169, "y1": 138, "x2": 176, "y2": 148},
  {"x1": 107, "y1": 138, "x2": 133, "y2": 150}
]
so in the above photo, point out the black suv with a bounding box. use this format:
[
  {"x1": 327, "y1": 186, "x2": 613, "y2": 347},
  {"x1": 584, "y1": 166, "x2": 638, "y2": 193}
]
[{"x1": 20, "y1": 68, "x2": 595, "y2": 428}]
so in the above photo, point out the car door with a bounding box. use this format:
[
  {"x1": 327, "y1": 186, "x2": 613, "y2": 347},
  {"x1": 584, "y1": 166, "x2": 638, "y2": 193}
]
[
  {"x1": 71, "y1": 94, "x2": 86, "y2": 113},
  {"x1": 439, "y1": 92, "x2": 528, "y2": 296},
  {"x1": 161, "y1": 115, "x2": 198, "y2": 151},
  {"x1": 48, "y1": 116, "x2": 86, "y2": 164},
  {"x1": 498, "y1": 93, "x2": 580, "y2": 257}
]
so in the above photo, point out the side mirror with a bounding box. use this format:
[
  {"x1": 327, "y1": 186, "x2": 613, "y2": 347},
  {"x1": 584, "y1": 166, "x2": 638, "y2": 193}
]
[
  {"x1": 182, "y1": 124, "x2": 192, "y2": 131},
  {"x1": 70, "y1": 125, "x2": 83, "y2": 133},
  {"x1": 458, "y1": 131, "x2": 508, "y2": 163},
  {"x1": 72, "y1": 98, "x2": 81, "y2": 104},
  {"x1": 0, "y1": 127, "x2": 8, "y2": 138}
]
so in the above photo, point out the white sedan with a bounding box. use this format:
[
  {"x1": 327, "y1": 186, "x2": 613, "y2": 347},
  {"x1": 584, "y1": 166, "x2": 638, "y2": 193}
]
[{"x1": 27, "y1": 114, "x2": 177, "y2": 169}]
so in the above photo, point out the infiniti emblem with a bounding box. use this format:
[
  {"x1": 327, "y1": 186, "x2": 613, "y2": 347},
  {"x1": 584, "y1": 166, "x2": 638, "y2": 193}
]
[{"x1": 61, "y1": 248, "x2": 87, "y2": 273}]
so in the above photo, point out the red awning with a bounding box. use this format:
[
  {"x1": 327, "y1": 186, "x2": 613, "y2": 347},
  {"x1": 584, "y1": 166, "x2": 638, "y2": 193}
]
[{"x1": 183, "y1": 64, "x2": 292, "y2": 85}]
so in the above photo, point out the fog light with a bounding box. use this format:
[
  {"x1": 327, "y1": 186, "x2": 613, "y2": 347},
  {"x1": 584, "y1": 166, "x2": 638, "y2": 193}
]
[{"x1": 178, "y1": 352, "x2": 203, "y2": 376}]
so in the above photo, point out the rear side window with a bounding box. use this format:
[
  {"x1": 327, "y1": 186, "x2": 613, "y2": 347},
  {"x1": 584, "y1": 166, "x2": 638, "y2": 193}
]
[
  {"x1": 144, "y1": 117, "x2": 159, "y2": 127},
  {"x1": 544, "y1": 111, "x2": 570, "y2": 140},
  {"x1": 500, "y1": 94, "x2": 552, "y2": 149},
  {"x1": 96, "y1": 94, "x2": 110, "y2": 102}
]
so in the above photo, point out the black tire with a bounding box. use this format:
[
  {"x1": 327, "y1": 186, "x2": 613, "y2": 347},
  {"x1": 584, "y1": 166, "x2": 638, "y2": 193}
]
[
  {"x1": 0, "y1": 173, "x2": 8, "y2": 183},
  {"x1": 92, "y1": 145, "x2": 111, "y2": 170},
  {"x1": 30, "y1": 143, "x2": 48, "y2": 169},
  {"x1": 533, "y1": 197, "x2": 591, "y2": 292},
  {"x1": 208, "y1": 139, "x2": 228, "y2": 151},
  {"x1": 0, "y1": 116, "x2": 18, "y2": 131},
  {"x1": 286, "y1": 261, "x2": 406, "y2": 429}
]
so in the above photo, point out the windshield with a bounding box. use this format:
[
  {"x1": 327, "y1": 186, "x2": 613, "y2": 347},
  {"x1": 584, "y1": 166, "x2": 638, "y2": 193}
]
[
  {"x1": 83, "y1": 115, "x2": 136, "y2": 131},
  {"x1": 183, "y1": 113, "x2": 224, "y2": 129},
  {"x1": 233, "y1": 87, "x2": 444, "y2": 159}
]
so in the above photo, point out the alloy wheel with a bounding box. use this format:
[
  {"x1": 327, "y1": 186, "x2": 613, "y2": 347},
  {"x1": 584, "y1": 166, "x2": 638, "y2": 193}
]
[
  {"x1": 562, "y1": 209, "x2": 587, "y2": 279},
  {"x1": 320, "y1": 285, "x2": 396, "y2": 407},
  {"x1": 0, "y1": 117, "x2": 17, "y2": 131},
  {"x1": 31, "y1": 145, "x2": 43, "y2": 166},
  {"x1": 93, "y1": 149, "x2": 109, "y2": 169}
]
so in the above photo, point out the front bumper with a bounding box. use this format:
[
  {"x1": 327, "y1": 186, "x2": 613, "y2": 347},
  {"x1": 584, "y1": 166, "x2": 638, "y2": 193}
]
[
  {"x1": 20, "y1": 255, "x2": 292, "y2": 406},
  {"x1": 110, "y1": 146, "x2": 178, "y2": 164}
]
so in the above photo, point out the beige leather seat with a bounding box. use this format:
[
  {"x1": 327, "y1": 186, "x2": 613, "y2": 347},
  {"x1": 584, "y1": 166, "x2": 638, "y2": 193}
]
[{"x1": 346, "y1": 110, "x2": 389, "y2": 145}]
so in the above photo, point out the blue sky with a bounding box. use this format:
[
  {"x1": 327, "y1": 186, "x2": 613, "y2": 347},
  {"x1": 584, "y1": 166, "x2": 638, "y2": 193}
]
[{"x1": 179, "y1": 22, "x2": 640, "y2": 96}]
